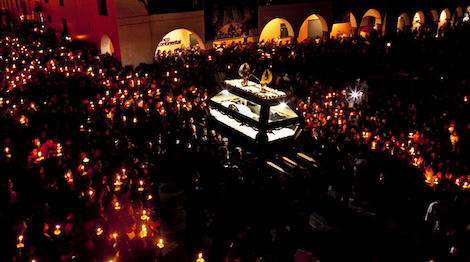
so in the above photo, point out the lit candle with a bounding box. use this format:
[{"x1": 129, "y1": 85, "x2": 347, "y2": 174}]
[
  {"x1": 140, "y1": 210, "x2": 148, "y2": 221},
  {"x1": 113, "y1": 233, "x2": 118, "y2": 248},
  {"x1": 138, "y1": 180, "x2": 144, "y2": 192},
  {"x1": 96, "y1": 227, "x2": 103, "y2": 235},
  {"x1": 196, "y1": 253, "x2": 205, "y2": 262},
  {"x1": 54, "y1": 225, "x2": 61, "y2": 235},
  {"x1": 114, "y1": 202, "x2": 121, "y2": 210},
  {"x1": 140, "y1": 225, "x2": 147, "y2": 238},
  {"x1": 17, "y1": 235, "x2": 24, "y2": 248},
  {"x1": 157, "y1": 238, "x2": 164, "y2": 248}
]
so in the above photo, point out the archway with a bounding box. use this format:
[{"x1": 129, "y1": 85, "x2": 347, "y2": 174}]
[
  {"x1": 411, "y1": 11, "x2": 425, "y2": 34},
  {"x1": 298, "y1": 13, "x2": 328, "y2": 42},
  {"x1": 155, "y1": 28, "x2": 204, "y2": 55},
  {"x1": 396, "y1": 12, "x2": 410, "y2": 32},
  {"x1": 464, "y1": 6, "x2": 470, "y2": 23},
  {"x1": 330, "y1": 12, "x2": 358, "y2": 39},
  {"x1": 438, "y1": 8, "x2": 451, "y2": 32},
  {"x1": 259, "y1": 18, "x2": 295, "y2": 44},
  {"x1": 100, "y1": 35, "x2": 114, "y2": 55},
  {"x1": 359, "y1": 8, "x2": 382, "y2": 37},
  {"x1": 451, "y1": 7, "x2": 463, "y2": 26}
]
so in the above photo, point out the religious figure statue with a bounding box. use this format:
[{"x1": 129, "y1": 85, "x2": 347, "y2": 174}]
[
  {"x1": 260, "y1": 69, "x2": 273, "y2": 92},
  {"x1": 238, "y1": 62, "x2": 250, "y2": 86}
]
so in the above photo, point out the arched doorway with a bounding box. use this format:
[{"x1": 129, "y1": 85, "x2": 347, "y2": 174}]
[
  {"x1": 259, "y1": 18, "x2": 295, "y2": 44},
  {"x1": 359, "y1": 8, "x2": 382, "y2": 37},
  {"x1": 100, "y1": 35, "x2": 114, "y2": 55},
  {"x1": 396, "y1": 13, "x2": 410, "y2": 33},
  {"x1": 411, "y1": 11, "x2": 425, "y2": 35},
  {"x1": 155, "y1": 28, "x2": 204, "y2": 55},
  {"x1": 464, "y1": 6, "x2": 470, "y2": 24},
  {"x1": 451, "y1": 7, "x2": 463, "y2": 27},
  {"x1": 438, "y1": 8, "x2": 451, "y2": 34},
  {"x1": 298, "y1": 13, "x2": 328, "y2": 42},
  {"x1": 330, "y1": 12, "x2": 358, "y2": 39}
]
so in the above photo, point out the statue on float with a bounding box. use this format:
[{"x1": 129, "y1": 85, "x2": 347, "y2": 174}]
[
  {"x1": 238, "y1": 62, "x2": 250, "y2": 86},
  {"x1": 260, "y1": 69, "x2": 273, "y2": 93}
]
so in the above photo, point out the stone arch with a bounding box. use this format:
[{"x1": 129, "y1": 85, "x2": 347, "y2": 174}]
[
  {"x1": 155, "y1": 28, "x2": 204, "y2": 55},
  {"x1": 438, "y1": 8, "x2": 451, "y2": 31},
  {"x1": 359, "y1": 8, "x2": 382, "y2": 37},
  {"x1": 397, "y1": 12, "x2": 410, "y2": 32},
  {"x1": 451, "y1": 7, "x2": 464, "y2": 26},
  {"x1": 331, "y1": 12, "x2": 358, "y2": 38},
  {"x1": 100, "y1": 35, "x2": 115, "y2": 55},
  {"x1": 259, "y1": 17, "x2": 295, "y2": 44},
  {"x1": 430, "y1": 9, "x2": 439, "y2": 22},
  {"x1": 411, "y1": 11, "x2": 425, "y2": 34},
  {"x1": 464, "y1": 6, "x2": 470, "y2": 23},
  {"x1": 297, "y1": 13, "x2": 328, "y2": 42}
]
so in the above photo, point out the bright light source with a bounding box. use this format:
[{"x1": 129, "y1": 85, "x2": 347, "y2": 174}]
[
  {"x1": 279, "y1": 102, "x2": 287, "y2": 108},
  {"x1": 222, "y1": 90, "x2": 229, "y2": 95}
]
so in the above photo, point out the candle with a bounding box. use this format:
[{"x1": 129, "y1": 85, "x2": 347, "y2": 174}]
[
  {"x1": 138, "y1": 180, "x2": 144, "y2": 192},
  {"x1": 36, "y1": 151, "x2": 44, "y2": 162},
  {"x1": 113, "y1": 233, "x2": 118, "y2": 248},
  {"x1": 56, "y1": 143, "x2": 62, "y2": 157},
  {"x1": 196, "y1": 253, "x2": 205, "y2": 262},
  {"x1": 157, "y1": 238, "x2": 164, "y2": 248},
  {"x1": 114, "y1": 202, "x2": 121, "y2": 210},
  {"x1": 17, "y1": 235, "x2": 24, "y2": 248},
  {"x1": 96, "y1": 227, "x2": 103, "y2": 235},
  {"x1": 140, "y1": 225, "x2": 147, "y2": 238},
  {"x1": 140, "y1": 210, "x2": 148, "y2": 221},
  {"x1": 54, "y1": 225, "x2": 61, "y2": 235}
]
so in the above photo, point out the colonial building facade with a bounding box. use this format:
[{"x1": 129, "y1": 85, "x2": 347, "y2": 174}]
[{"x1": 2, "y1": 0, "x2": 468, "y2": 67}]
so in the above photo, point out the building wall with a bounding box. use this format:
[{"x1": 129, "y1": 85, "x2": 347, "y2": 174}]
[
  {"x1": 258, "y1": 1, "x2": 333, "y2": 42},
  {"x1": 2, "y1": 0, "x2": 121, "y2": 61},
  {"x1": 2, "y1": 0, "x2": 470, "y2": 67},
  {"x1": 149, "y1": 10, "x2": 205, "y2": 53}
]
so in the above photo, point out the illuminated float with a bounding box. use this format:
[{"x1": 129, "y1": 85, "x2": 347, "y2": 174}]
[{"x1": 208, "y1": 64, "x2": 302, "y2": 144}]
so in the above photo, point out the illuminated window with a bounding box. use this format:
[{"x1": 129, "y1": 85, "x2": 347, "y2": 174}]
[
  {"x1": 39, "y1": 12, "x2": 44, "y2": 23},
  {"x1": 97, "y1": 0, "x2": 107, "y2": 16}
]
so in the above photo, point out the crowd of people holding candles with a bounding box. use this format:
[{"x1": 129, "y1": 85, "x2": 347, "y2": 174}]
[{"x1": 1, "y1": 14, "x2": 470, "y2": 262}]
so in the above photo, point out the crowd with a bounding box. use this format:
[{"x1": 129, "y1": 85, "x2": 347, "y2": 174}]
[{"x1": 1, "y1": 15, "x2": 470, "y2": 262}]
